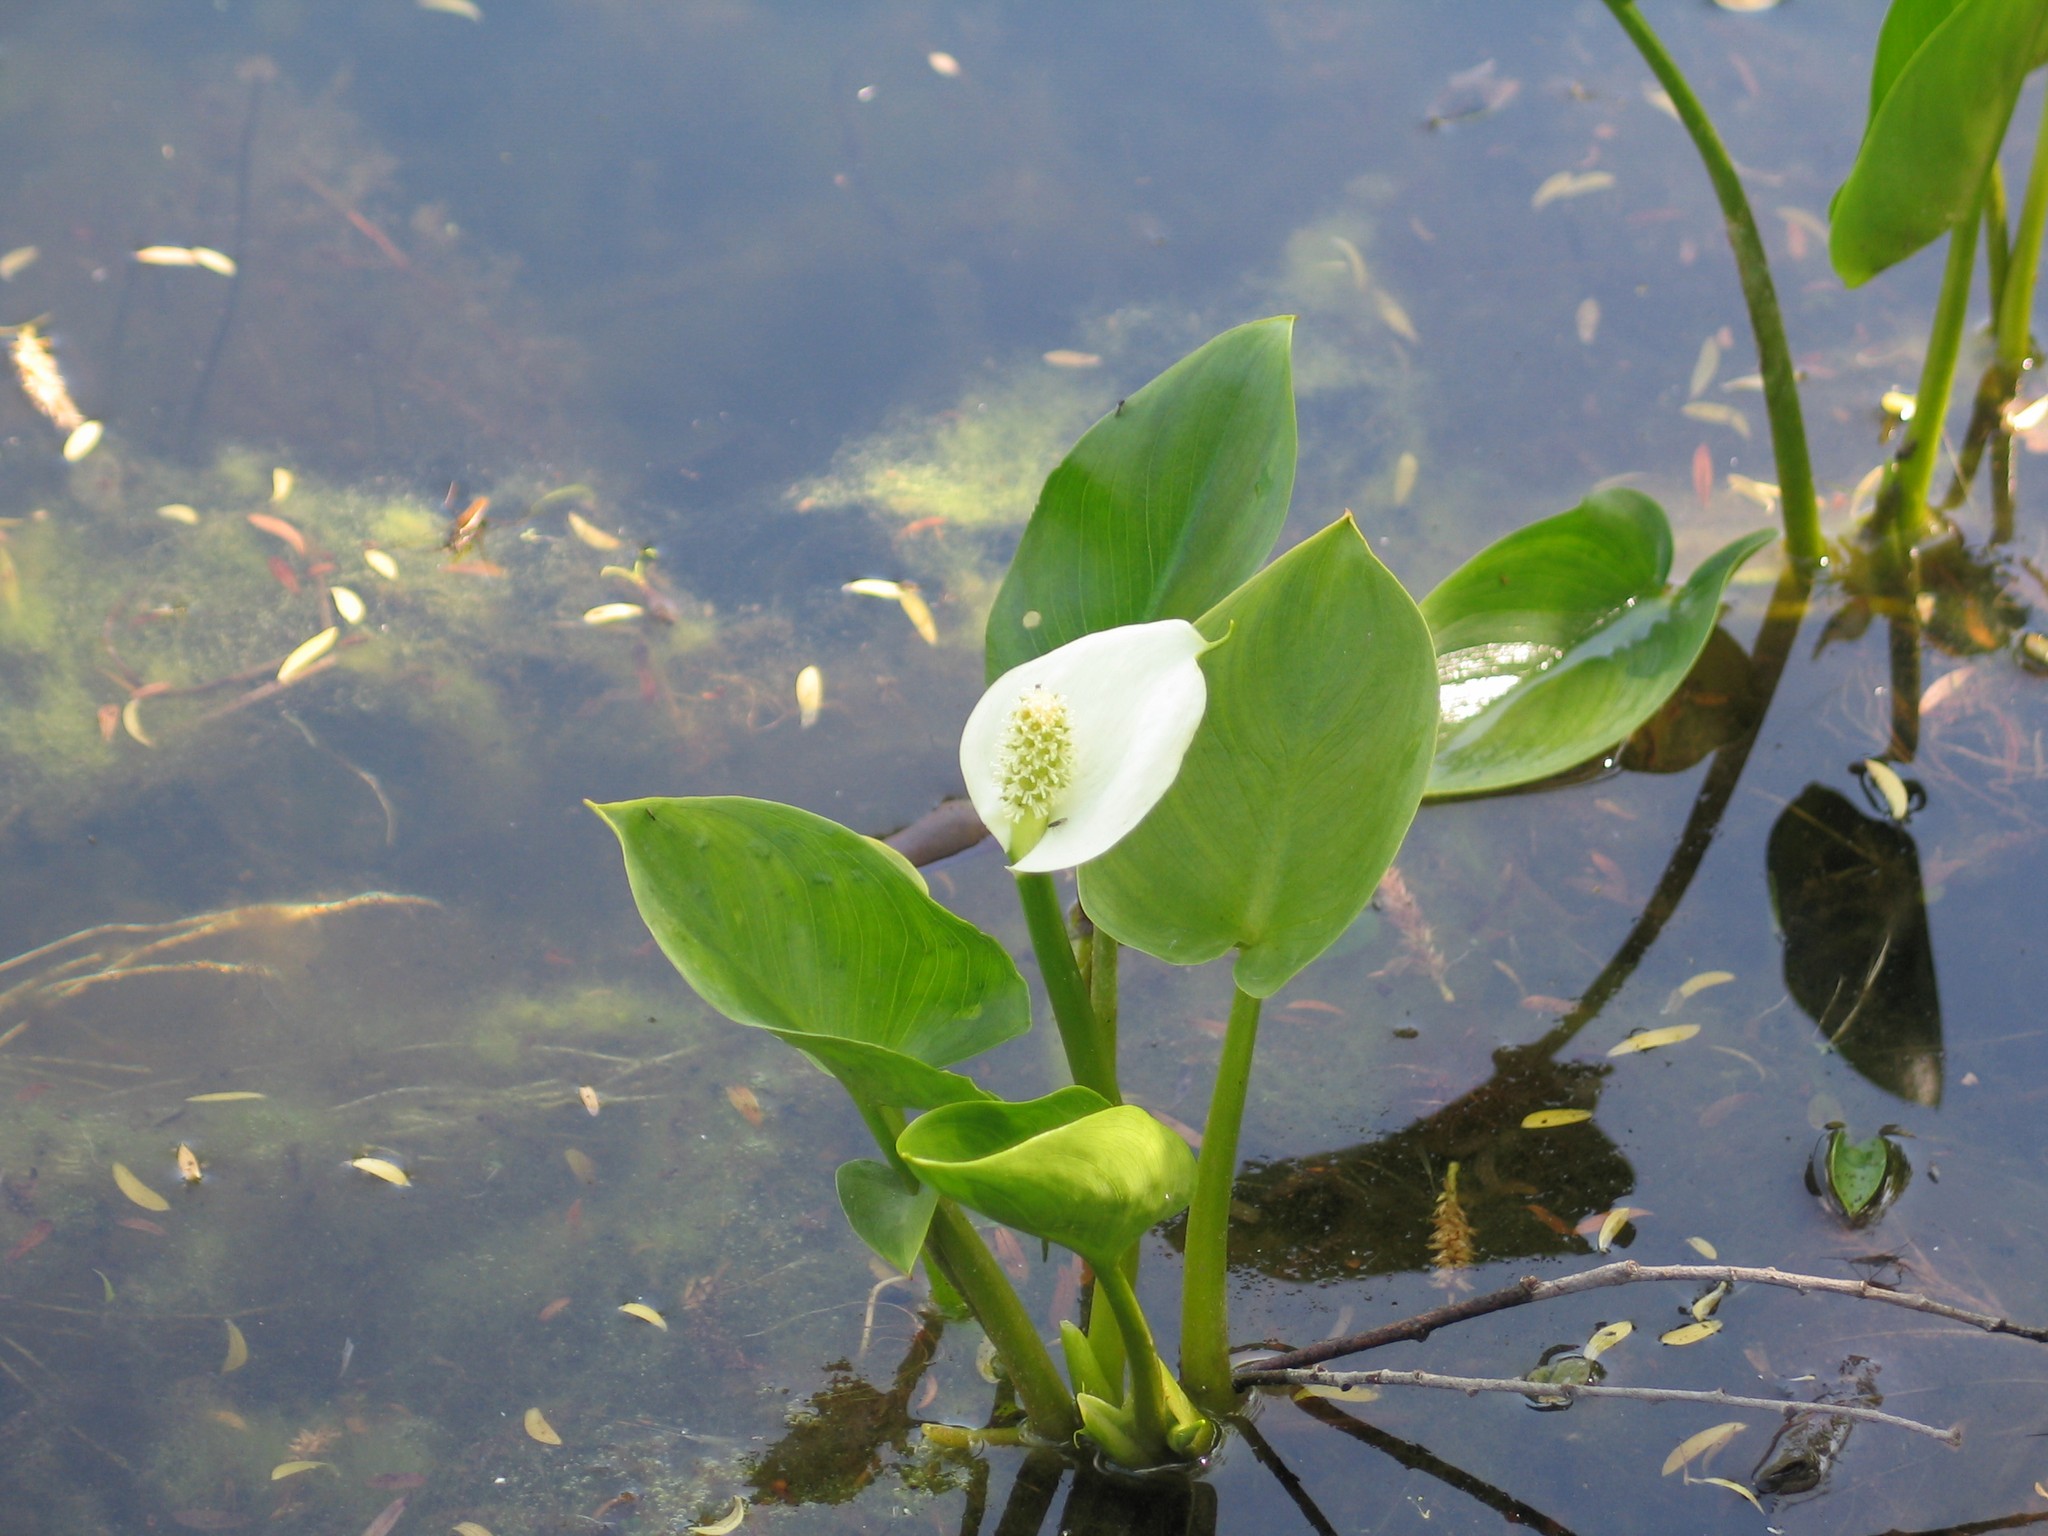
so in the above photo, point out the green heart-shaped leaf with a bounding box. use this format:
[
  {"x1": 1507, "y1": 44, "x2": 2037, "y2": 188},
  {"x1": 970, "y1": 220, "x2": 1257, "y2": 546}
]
[
  {"x1": 985, "y1": 317, "x2": 1297, "y2": 678},
  {"x1": 1422, "y1": 491, "x2": 1774, "y2": 799},
  {"x1": 1831, "y1": 0, "x2": 2048, "y2": 286},
  {"x1": 593, "y1": 797, "x2": 1027, "y2": 1107},
  {"x1": 897, "y1": 1088, "x2": 1196, "y2": 1263},
  {"x1": 1078, "y1": 514, "x2": 1439, "y2": 997},
  {"x1": 835, "y1": 1159, "x2": 939, "y2": 1274}
]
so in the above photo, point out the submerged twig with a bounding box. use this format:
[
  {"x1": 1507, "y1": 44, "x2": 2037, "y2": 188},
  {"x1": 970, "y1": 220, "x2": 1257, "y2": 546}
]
[
  {"x1": 1246, "y1": 1368, "x2": 1962, "y2": 1446},
  {"x1": 1237, "y1": 1259, "x2": 2048, "y2": 1380}
]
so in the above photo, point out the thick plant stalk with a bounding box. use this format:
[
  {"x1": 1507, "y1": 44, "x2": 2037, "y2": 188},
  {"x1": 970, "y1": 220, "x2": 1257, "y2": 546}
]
[
  {"x1": 1179, "y1": 984, "x2": 1263, "y2": 1409},
  {"x1": 1014, "y1": 872, "x2": 1117, "y2": 1102},
  {"x1": 1891, "y1": 199, "x2": 1984, "y2": 544},
  {"x1": 1998, "y1": 90, "x2": 2048, "y2": 369},
  {"x1": 1093, "y1": 1262, "x2": 1172, "y2": 1457},
  {"x1": 1601, "y1": 0, "x2": 1822, "y2": 566}
]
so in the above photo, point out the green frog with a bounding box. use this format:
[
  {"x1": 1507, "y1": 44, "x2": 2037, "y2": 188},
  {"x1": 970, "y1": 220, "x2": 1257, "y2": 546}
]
[
  {"x1": 1807, "y1": 1122, "x2": 1911, "y2": 1227},
  {"x1": 1752, "y1": 1356, "x2": 1882, "y2": 1499}
]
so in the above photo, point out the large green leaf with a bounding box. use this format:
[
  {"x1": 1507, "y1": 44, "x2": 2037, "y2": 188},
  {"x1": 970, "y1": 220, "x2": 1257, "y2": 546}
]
[
  {"x1": 984, "y1": 317, "x2": 1297, "y2": 678},
  {"x1": 1421, "y1": 492, "x2": 1773, "y2": 800},
  {"x1": 1078, "y1": 515, "x2": 1438, "y2": 998},
  {"x1": 835, "y1": 1159, "x2": 939, "y2": 1274},
  {"x1": 896, "y1": 1088, "x2": 1196, "y2": 1263},
  {"x1": 1830, "y1": 0, "x2": 2048, "y2": 286},
  {"x1": 592, "y1": 796, "x2": 1027, "y2": 1107}
]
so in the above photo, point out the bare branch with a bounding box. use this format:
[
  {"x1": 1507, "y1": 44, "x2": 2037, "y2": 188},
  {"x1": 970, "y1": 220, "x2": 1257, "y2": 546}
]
[{"x1": 1241, "y1": 1367, "x2": 1963, "y2": 1446}]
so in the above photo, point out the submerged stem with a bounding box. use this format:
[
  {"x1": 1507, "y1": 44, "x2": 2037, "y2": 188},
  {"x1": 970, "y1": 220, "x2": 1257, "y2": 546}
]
[
  {"x1": 1179, "y1": 985, "x2": 1263, "y2": 1411},
  {"x1": 1600, "y1": 0, "x2": 1822, "y2": 566},
  {"x1": 1014, "y1": 872, "x2": 1117, "y2": 1102}
]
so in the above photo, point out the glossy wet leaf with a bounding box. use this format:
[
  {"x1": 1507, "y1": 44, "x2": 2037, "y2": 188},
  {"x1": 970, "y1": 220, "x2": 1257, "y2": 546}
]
[
  {"x1": 1608, "y1": 1024, "x2": 1700, "y2": 1056},
  {"x1": 1660, "y1": 1319, "x2": 1722, "y2": 1346},
  {"x1": 222, "y1": 1319, "x2": 248, "y2": 1373},
  {"x1": 1662, "y1": 1420, "x2": 1747, "y2": 1475},
  {"x1": 1421, "y1": 489, "x2": 1773, "y2": 798},
  {"x1": 618, "y1": 1302, "x2": 668, "y2": 1330},
  {"x1": 523, "y1": 1407, "x2": 562, "y2": 1445},
  {"x1": 351, "y1": 1156, "x2": 411, "y2": 1187},
  {"x1": 112, "y1": 1162, "x2": 170, "y2": 1212},
  {"x1": 595, "y1": 797, "x2": 1026, "y2": 1108},
  {"x1": 1522, "y1": 1108, "x2": 1592, "y2": 1129},
  {"x1": 835, "y1": 1158, "x2": 939, "y2": 1274},
  {"x1": 985, "y1": 317, "x2": 1296, "y2": 677},
  {"x1": 1080, "y1": 516, "x2": 1438, "y2": 997},
  {"x1": 1767, "y1": 784, "x2": 1943, "y2": 1104},
  {"x1": 1831, "y1": 0, "x2": 2048, "y2": 286},
  {"x1": 1583, "y1": 1320, "x2": 1633, "y2": 1362},
  {"x1": 896, "y1": 1087, "x2": 1196, "y2": 1263}
]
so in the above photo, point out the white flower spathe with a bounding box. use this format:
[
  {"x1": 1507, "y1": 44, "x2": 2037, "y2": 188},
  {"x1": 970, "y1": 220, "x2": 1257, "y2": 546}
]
[{"x1": 960, "y1": 619, "x2": 1209, "y2": 871}]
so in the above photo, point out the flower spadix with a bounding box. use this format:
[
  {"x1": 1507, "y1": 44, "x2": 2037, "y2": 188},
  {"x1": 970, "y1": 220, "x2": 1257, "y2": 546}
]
[{"x1": 961, "y1": 620, "x2": 1209, "y2": 871}]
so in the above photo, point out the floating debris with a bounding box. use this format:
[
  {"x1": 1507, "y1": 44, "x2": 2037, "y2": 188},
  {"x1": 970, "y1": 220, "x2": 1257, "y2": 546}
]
[
  {"x1": 420, "y1": 0, "x2": 483, "y2": 17},
  {"x1": 157, "y1": 504, "x2": 201, "y2": 525},
  {"x1": 1692, "y1": 1280, "x2": 1730, "y2": 1322},
  {"x1": 1531, "y1": 171, "x2": 1615, "y2": 210},
  {"x1": 121, "y1": 696, "x2": 155, "y2": 748},
  {"x1": 567, "y1": 510, "x2": 623, "y2": 550},
  {"x1": 1522, "y1": 1108, "x2": 1591, "y2": 1129},
  {"x1": 796, "y1": 665, "x2": 823, "y2": 728},
  {"x1": 690, "y1": 1496, "x2": 748, "y2": 1536},
  {"x1": 350, "y1": 1156, "x2": 411, "y2": 1187},
  {"x1": 1681, "y1": 401, "x2": 1751, "y2": 438},
  {"x1": 113, "y1": 1162, "x2": 170, "y2": 1212},
  {"x1": 1425, "y1": 59, "x2": 1520, "y2": 128},
  {"x1": 0, "y1": 246, "x2": 38, "y2": 280},
  {"x1": 927, "y1": 51, "x2": 962, "y2": 77},
  {"x1": 1576, "y1": 297, "x2": 1601, "y2": 345},
  {"x1": 271, "y1": 1461, "x2": 333, "y2": 1481},
  {"x1": 1660, "y1": 1319, "x2": 1722, "y2": 1346},
  {"x1": 177, "y1": 1144, "x2": 204, "y2": 1183},
  {"x1": 10, "y1": 322, "x2": 85, "y2": 430},
  {"x1": 1689, "y1": 336, "x2": 1721, "y2": 398},
  {"x1": 577, "y1": 1085, "x2": 601, "y2": 1116},
  {"x1": 564, "y1": 1147, "x2": 597, "y2": 1184},
  {"x1": 1428, "y1": 1161, "x2": 1476, "y2": 1271},
  {"x1": 1686, "y1": 1235, "x2": 1719, "y2": 1260},
  {"x1": 363, "y1": 548, "x2": 401, "y2": 581},
  {"x1": 331, "y1": 586, "x2": 366, "y2": 625},
  {"x1": 187, "y1": 1091, "x2": 265, "y2": 1102},
  {"x1": 271, "y1": 467, "x2": 295, "y2": 503},
  {"x1": 62, "y1": 420, "x2": 104, "y2": 462},
  {"x1": 1608, "y1": 1024, "x2": 1700, "y2": 1057},
  {"x1": 247, "y1": 512, "x2": 307, "y2": 554},
  {"x1": 1583, "y1": 1320, "x2": 1633, "y2": 1362},
  {"x1": 452, "y1": 1525, "x2": 496, "y2": 1536},
  {"x1": 277, "y1": 627, "x2": 339, "y2": 685},
  {"x1": 1595, "y1": 1206, "x2": 1646, "y2": 1251},
  {"x1": 582, "y1": 602, "x2": 645, "y2": 625},
  {"x1": 618, "y1": 1302, "x2": 668, "y2": 1330},
  {"x1": 1862, "y1": 757, "x2": 1910, "y2": 821},
  {"x1": 1042, "y1": 349, "x2": 1101, "y2": 369},
  {"x1": 1392, "y1": 451, "x2": 1419, "y2": 506},
  {"x1": 222, "y1": 1319, "x2": 249, "y2": 1372},
  {"x1": 1691, "y1": 1476, "x2": 1763, "y2": 1512},
  {"x1": 523, "y1": 1407, "x2": 562, "y2": 1445},
  {"x1": 1662, "y1": 1420, "x2": 1746, "y2": 1476}
]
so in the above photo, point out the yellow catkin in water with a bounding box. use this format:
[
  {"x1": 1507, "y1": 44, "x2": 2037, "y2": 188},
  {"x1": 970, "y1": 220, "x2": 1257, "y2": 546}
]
[
  {"x1": 11, "y1": 324, "x2": 85, "y2": 430},
  {"x1": 1428, "y1": 1162, "x2": 1476, "y2": 1271}
]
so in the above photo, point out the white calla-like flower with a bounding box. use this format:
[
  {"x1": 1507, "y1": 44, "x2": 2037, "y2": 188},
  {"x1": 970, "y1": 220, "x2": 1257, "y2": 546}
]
[{"x1": 961, "y1": 619, "x2": 1209, "y2": 871}]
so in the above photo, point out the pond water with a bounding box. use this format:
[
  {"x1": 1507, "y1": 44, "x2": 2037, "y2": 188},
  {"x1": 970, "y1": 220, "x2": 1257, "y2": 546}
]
[{"x1": 4, "y1": 2, "x2": 2048, "y2": 1532}]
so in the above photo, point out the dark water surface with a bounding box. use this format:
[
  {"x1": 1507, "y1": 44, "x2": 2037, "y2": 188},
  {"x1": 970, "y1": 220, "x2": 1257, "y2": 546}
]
[{"x1": 4, "y1": 3, "x2": 2048, "y2": 1532}]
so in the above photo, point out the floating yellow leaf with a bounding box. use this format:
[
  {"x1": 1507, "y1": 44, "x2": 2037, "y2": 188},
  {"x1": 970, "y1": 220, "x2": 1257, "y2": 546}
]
[
  {"x1": 177, "y1": 1144, "x2": 203, "y2": 1183},
  {"x1": 567, "y1": 510, "x2": 623, "y2": 550},
  {"x1": 1522, "y1": 1108, "x2": 1591, "y2": 1130},
  {"x1": 1680, "y1": 401, "x2": 1751, "y2": 438},
  {"x1": 577, "y1": 1085, "x2": 601, "y2": 1116},
  {"x1": 351, "y1": 1156, "x2": 411, "y2": 1187},
  {"x1": 1583, "y1": 1320, "x2": 1633, "y2": 1362},
  {"x1": 271, "y1": 1460, "x2": 334, "y2": 1480},
  {"x1": 1662, "y1": 1420, "x2": 1746, "y2": 1475},
  {"x1": 796, "y1": 665, "x2": 823, "y2": 729},
  {"x1": 1686, "y1": 1235, "x2": 1718, "y2": 1260},
  {"x1": 564, "y1": 1147, "x2": 597, "y2": 1184},
  {"x1": 121, "y1": 697, "x2": 155, "y2": 748},
  {"x1": 1608, "y1": 1024, "x2": 1700, "y2": 1057},
  {"x1": 896, "y1": 583, "x2": 938, "y2": 645},
  {"x1": 1690, "y1": 1474, "x2": 1763, "y2": 1510},
  {"x1": 1575, "y1": 297, "x2": 1601, "y2": 345},
  {"x1": 523, "y1": 1406, "x2": 561, "y2": 1445},
  {"x1": 135, "y1": 245, "x2": 200, "y2": 266},
  {"x1": 0, "y1": 245, "x2": 38, "y2": 280},
  {"x1": 1292, "y1": 1382, "x2": 1380, "y2": 1403},
  {"x1": 364, "y1": 548, "x2": 401, "y2": 581},
  {"x1": 1392, "y1": 451, "x2": 1419, "y2": 506},
  {"x1": 190, "y1": 247, "x2": 237, "y2": 276},
  {"x1": 112, "y1": 1161, "x2": 170, "y2": 1212},
  {"x1": 582, "y1": 602, "x2": 644, "y2": 625},
  {"x1": 271, "y1": 467, "x2": 294, "y2": 502},
  {"x1": 187, "y1": 1091, "x2": 265, "y2": 1102},
  {"x1": 452, "y1": 1525, "x2": 496, "y2": 1536},
  {"x1": 331, "y1": 586, "x2": 367, "y2": 625},
  {"x1": 689, "y1": 1495, "x2": 748, "y2": 1536},
  {"x1": 1660, "y1": 1319, "x2": 1722, "y2": 1347},
  {"x1": 1663, "y1": 971, "x2": 1735, "y2": 1013},
  {"x1": 1692, "y1": 1280, "x2": 1730, "y2": 1322},
  {"x1": 1688, "y1": 336, "x2": 1721, "y2": 399},
  {"x1": 1531, "y1": 170, "x2": 1615, "y2": 210},
  {"x1": 222, "y1": 1319, "x2": 249, "y2": 1373},
  {"x1": 842, "y1": 578, "x2": 903, "y2": 600},
  {"x1": 157, "y1": 503, "x2": 201, "y2": 525},
  {"x1": 62, "y1": 420, "x2": 104, "y2": 461},
  {"x1": 277, "y1": 627, "x2": 339, "y2": 685},
  {"x1": 1863, "y1": 758, "x2": 1910, "y2": 821},
  {"x1": 618, "y1": 1302, "x2": 668, "y2": 1331},
  {"x1": 1042, "y1": 349, "x2": 1101, "y2": 369},
  {"x1": 1596, "y1": 1206, "x2": 1646, "y2": 1252}
]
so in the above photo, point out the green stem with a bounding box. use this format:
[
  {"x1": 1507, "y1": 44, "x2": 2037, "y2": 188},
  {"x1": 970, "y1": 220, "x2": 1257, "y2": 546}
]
[
  {"x1": 1893, "y1": 200, "x2": 1983, "y2": 545},
  {"x1": 1998, "y1": 89, "x2": 2048, "y2": 370},
  {"x1": 860, "y1": 1104, "x2": 1078, "y2": 1444},
  {"x1": 1093, "y1": 1260, "x2": 1170, "y2": 1459},
  {"x1": 1088, "y1": 927, "x2": 1119, "y2": 1067},
  {"x1": 1986, "y1": 163, "x2": 2011, "y2": 325},
  {"x1": 1179, "y1": 985, "x2": 1263, "y2": 1411},
  {"x1": 1600, "y1": 0, "x2": 1822, "y2": 567},
  {"x1": 1014, "y1": 872, "x2": 1117, "y2": 1102}
]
